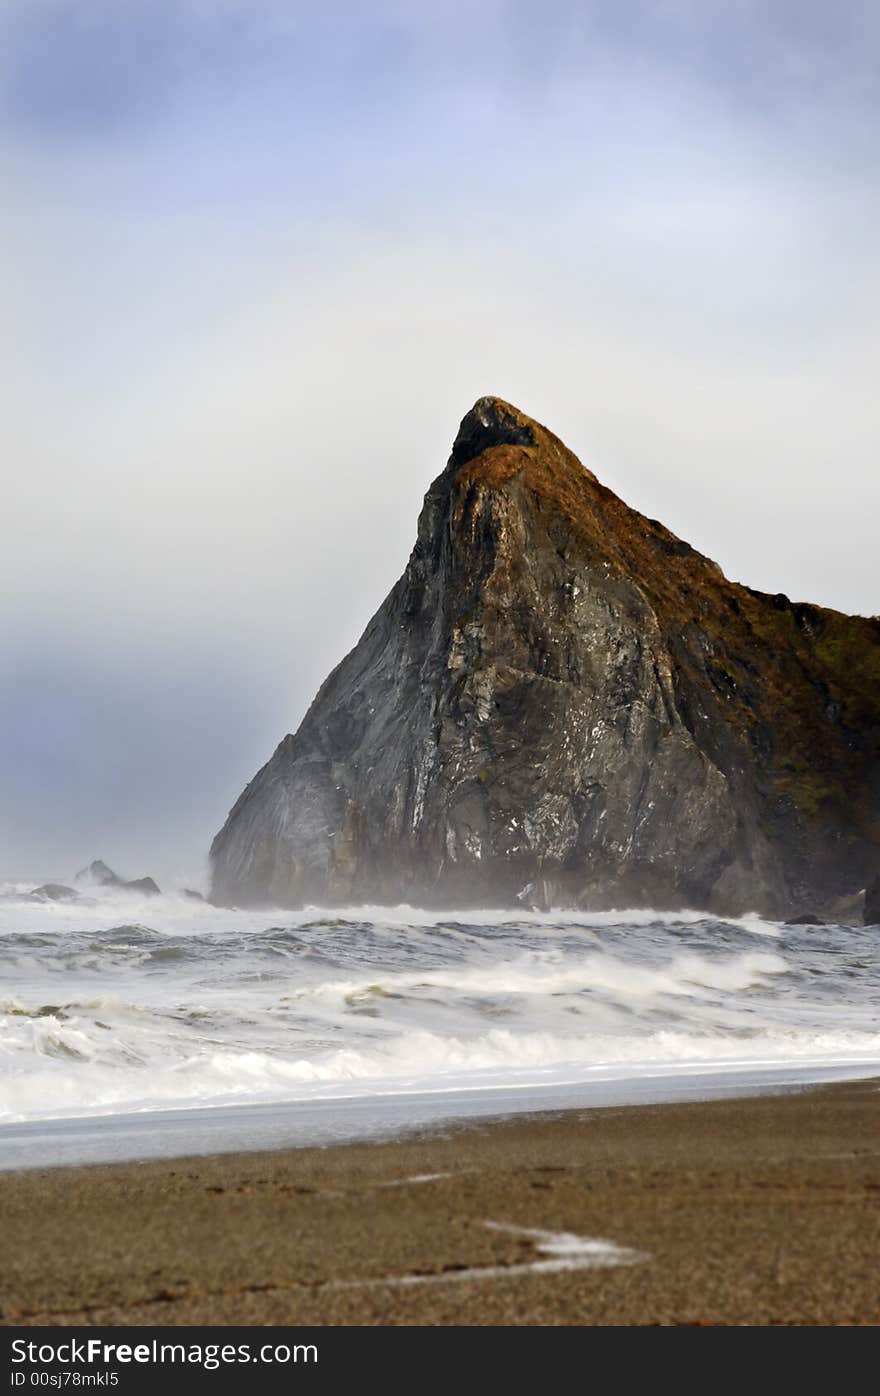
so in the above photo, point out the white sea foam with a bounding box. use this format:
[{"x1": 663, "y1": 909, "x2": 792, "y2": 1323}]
[
  {"x1": 288, "y1": 948, "x2": 790, "y2": 1007},
  {"x1": 1, "y1": 1016, "x2": 878, "y2": 1123},
  {"x1": 333, "y1": 1222, "x2": 646, "y2": 1288},
  {"x1": 0, "y1": 886, "x2": 783, "y2": 938},
  {"x1": 0, "y1": 892, "x2": 877, "y2": 1126}
]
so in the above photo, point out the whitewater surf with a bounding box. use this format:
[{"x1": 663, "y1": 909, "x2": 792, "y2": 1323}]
[{"x1": 1, "y1": 885, "x2": 878, "y2": 1167}]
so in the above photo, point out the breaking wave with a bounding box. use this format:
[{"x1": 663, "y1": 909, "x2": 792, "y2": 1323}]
[{"x1": 0, "y1": 887, "x2": 878, "y2": 1124}]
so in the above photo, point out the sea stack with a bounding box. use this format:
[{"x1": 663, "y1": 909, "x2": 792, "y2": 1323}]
[{"x1": 210, "y1": 397, "x2": 880, "y2": 916}]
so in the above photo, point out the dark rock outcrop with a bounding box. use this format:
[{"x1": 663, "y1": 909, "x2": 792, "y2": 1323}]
[
  {"x1": 865, "y1": 876, "x2": 880, "y2": 926},
  {"x1": 210, "y1": 397, "x2": 880, "y2": 916},
  {"x1": 76, "y1": 859, "x2": 122, "y2": 887},
  {"x1": 29, "y1": 884, "x2": 79, "y2": 903},
  {"x1": 74, "y1": 861, "x2": 161, "y2": 896},
  {"x1": 124, "y1": 877, "x2": 161, "y2": 897}
]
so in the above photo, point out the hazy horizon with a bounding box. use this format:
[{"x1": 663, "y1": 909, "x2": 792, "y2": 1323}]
[{"x1": 2, "y1": 1, "x2": 878, "y2": 886}]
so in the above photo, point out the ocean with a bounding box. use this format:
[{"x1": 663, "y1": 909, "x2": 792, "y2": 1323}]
[{"x1": 2, "y1": 885, "x2": 879, "y2": 1169}]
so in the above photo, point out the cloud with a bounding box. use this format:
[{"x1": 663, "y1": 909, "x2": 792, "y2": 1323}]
[
  {"x1": 3, "y1": 2, "x2": 878, "y2": 156},
  {"x1": 1, "y1": 1, "x2": 878, "y2": 879}
]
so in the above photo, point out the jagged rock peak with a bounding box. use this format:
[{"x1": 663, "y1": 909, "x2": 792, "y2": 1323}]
[
  {"x1": 75, "y1": 859, "x2": 121, "y2": 887},
  {"x1": 449, "y1": 396, "x2": 537, "y2": 468},
  {"x1": 210, "y1": 397, "x2": 880, "y2": 917}
]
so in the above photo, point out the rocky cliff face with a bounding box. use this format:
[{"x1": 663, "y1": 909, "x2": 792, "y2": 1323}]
[{"x1": 210, "y1": 398, "x2": 880, "y2": 915}]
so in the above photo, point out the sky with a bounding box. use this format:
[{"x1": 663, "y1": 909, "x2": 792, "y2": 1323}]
[{"x1": 1, "y1": 0, "x2": 878, "y2": 885}]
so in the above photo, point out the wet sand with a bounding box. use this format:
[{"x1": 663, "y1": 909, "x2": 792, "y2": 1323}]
[{"x1": 2, "y1": 1079, "x2": 878, "y2": 1326}]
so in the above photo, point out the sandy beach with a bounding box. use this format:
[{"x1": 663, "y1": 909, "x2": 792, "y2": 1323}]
[{"x1": 1, "y1": 1078, "x2": 878, "y2": 1326}]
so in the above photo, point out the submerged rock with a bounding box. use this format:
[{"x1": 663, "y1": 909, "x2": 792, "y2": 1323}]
[{"x1": 210, "y1": 397, "x2": 880, "y2": 917}]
